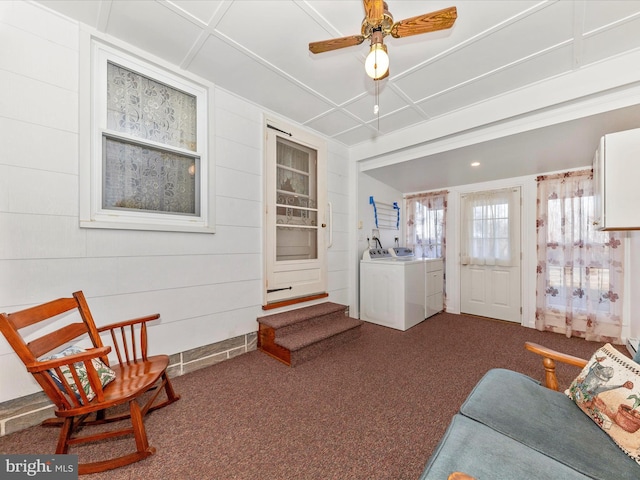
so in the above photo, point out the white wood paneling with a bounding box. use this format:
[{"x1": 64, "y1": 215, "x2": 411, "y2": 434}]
[
  {"x1": 0, "y1": 118, "x2": 78, "y2": 174},
  {"x1": 0, "y1": 3, "x2": 354, "y2": 404},
  {"x1": 215, "y1": 196, "x2": 261, "y2": 227},
  {"x1": 0, "y1": 23, "x2": 78, "y2": 89},
  {"x1": 216, "y1": 166, "x2": 261, "y2": 202},
  {"x1": 113, "y1": 254, "x2": 261, "y2": 293},
  {"x1": 215, "y1": 138, "x2": 261, "y2": 176},
  {"x1": 0, "y1": 258, "x2": 119, "y2": 307},
  {"x1": 0, "y1": 70, "x2": 77, "y2": 132},
  {"x1": 6, "y1": 167, "x2": 77, "y2": 216},
  {"x1": 0, "y1": 1, "x2": 79, "y2": 50},
  {"x1": 0, "y1": 214, "x2": 86, "y2": 260}
]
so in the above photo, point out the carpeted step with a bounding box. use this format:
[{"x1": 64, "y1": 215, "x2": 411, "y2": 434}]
[
  {"x1": 276, "y1": 315, "x2": 362, "y2": 352},
  {"x1": 285, "y1": 320, "x2": 362, "y2": 367},
  {"x1": 258, "y1": 302, "x2": 348, "y2": 333},
  {"x1": 257, "y1": 302, "x2": 362, "y2": 367}
]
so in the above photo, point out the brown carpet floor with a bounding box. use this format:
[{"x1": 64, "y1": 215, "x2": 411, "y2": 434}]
[{"x1": 0, "y1": 312, "x2": 618, "y2": 479}]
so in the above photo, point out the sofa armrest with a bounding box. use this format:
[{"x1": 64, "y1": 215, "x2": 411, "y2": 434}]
[{"x1": 525, "y1": 342, "x2": 588, "y2": 391}]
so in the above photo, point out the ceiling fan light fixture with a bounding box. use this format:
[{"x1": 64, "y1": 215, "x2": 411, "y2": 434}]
[{"x1": 365, "y1": 42, "x2": 389, "y2": 80}]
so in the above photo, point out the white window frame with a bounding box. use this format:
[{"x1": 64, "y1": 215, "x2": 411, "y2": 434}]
[{"x1": 79, "y1": 35, "x2": 214, "y2": 233}]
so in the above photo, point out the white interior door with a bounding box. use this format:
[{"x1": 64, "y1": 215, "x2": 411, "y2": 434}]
[{"x1": 460, "y1": 187, "x2": 521, "y2": 322}]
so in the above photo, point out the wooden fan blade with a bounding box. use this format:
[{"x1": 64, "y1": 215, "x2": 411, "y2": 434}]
[
  {"x1": 363, "y1": 0, "x2": 385, "y2": 25},
  {"x1": 390, "y1": 6, "x2": 457, "y2": 38},
  {"x1": 309, "y1": 34, "x2": 366, "y2": 54}
]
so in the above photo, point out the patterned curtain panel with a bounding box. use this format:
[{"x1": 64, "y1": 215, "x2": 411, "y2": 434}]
[
  {"x1": 535, "y1": 170, "x2": 624, "y2": 343},
  {"x1": 104, "y1": 62, "x2": 198, "y2": 215},
  {"x1": 405, "y1": 190, "x2": 448, "y2": 308}
]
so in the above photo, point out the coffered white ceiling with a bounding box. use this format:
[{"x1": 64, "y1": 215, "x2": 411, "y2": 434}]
[{"x1": 35, "y1": 0, "x2": 640, "y2": 191}]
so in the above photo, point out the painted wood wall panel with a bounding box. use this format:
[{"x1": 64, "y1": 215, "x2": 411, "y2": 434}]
[{"x1": 0, "y1": 2, "x2": 353, "y2": 404}]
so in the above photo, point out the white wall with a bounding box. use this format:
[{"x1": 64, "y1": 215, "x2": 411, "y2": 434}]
[
  {"x1": 355, "y1": 172, "x2": 402, "y2": 318},
  {"x1": 0, "y1": 2, "x2": 353, "y2": 403}
]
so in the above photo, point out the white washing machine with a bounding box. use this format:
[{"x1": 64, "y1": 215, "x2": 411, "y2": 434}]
[{"x1": 359, "y1": 247, "x2": 431, "y2": 331}]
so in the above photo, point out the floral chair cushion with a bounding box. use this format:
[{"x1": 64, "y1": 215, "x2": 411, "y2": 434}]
[
  {"x1": 566, "y1": 343, "x2": 640, "y2": 465},
  {"x1": 43, "y1": 345, "x2": 116, "y2": 402}
]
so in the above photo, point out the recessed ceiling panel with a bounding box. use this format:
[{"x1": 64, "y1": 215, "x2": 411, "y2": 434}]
[
  {"x1": 583, "y1": 0, "x2": 640, "y2": 32},
  {"x1": 395, "y1": 1, "x2": 574, "y2": 102},
  {"x1": 306, "y1": 110, "x2": 361, "y2": 137},
  {"x1": 167, "y1": 0, "x2": 223, "y2": 24},
  {"x1": 215, "y1": 0, "x2": 368, "y2": 105},
  {"x1": 106, "y1": 1, "x2": 203, "y2": 65},
  {"x1": 334, "y1": 124, "x2": 378, "y2": 146},
  {"x1": 368, "y1": 107, "x2": 426, "y2": 135},
  {"x1": 384, "y1": 1, "x2": 542, "y2": 75},
  {"x1": 418, "y1": 44, "x2": 573, "y2": 119},
  {"x1": 582, "y1": 15, "x2": 640, "y2": 66},
  {"x1": 303, "y1": 0, "x2": 368, "y2": 37},
  {"x1": 344, "y1": 85, "x2": 410, "y2": 122},
  {"x1": 190, "y1": 35, "x2": 334, "y2": 124}
]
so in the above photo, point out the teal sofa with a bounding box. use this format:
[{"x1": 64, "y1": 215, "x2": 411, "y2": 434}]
[{"x1": 420, "y1": 347, "x2": 640, "y2": 480}]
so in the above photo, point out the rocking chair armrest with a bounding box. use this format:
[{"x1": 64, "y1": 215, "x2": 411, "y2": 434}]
[
  {"x1": 27, "y1": 346, "x2": 112, "y2": 373},
  {"x1": 97, "y1": 314, "x2": 160, "y2": 364},
  {"x1": 97, "y1": 313, "x2": 160, "y2": 333},
  {"x1": 525, "y1": 342, "x2": 588, "y2": 390}
]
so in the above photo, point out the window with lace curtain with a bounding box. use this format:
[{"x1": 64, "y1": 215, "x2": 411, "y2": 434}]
[
  {"x1": 535, "y1": 170, "x2": 624, "y2": 342},
  {"x1": 80, "y1": 39, "x2": 213, "y2": 233},
  {"x1": 405, "y1": 191, "x2": 447, "y2": 259}
]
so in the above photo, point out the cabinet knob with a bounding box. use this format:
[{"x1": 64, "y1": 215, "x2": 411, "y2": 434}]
[{"x1": 593, "y1": 221, "x2": 599, "y2": 226}]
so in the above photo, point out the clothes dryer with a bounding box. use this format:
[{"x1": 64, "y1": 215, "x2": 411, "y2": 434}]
[{"x1": 359, "y1": 247, "x2": 436, "y2": 331}]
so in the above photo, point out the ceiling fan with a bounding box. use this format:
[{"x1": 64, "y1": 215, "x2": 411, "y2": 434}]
[{"x1": 309, "y1": 0, "x2": 457, "y2": 80}]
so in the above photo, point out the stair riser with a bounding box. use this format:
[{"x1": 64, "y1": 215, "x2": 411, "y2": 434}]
[
  {"x1": 289, "y1": 327, "x2": 361, "y2": 367},
  {"x1": 275, "y1": 310, "x2": 348, "y2": 337}
]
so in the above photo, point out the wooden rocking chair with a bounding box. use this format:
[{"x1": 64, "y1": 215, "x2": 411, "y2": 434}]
[{"x1": 0, "y1": 291, "x2": 180, "y2": 474}]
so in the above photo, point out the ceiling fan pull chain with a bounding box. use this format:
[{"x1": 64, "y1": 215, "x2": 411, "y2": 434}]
[{"x1": 375, "y1": 78, "x2": 380, "y2": 129}]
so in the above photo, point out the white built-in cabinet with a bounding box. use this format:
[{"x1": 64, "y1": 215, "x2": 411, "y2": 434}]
[
  {"x1": 426, "y1": 259, "x2": 444, "y2": 319},
  {"x1": 593, "y1": 127, "x2": 640, "y2": 231}
]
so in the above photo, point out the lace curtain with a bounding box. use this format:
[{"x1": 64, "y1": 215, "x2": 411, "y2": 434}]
[
  {"x1": 405, "y1": 190, "x2": 448, "y2": 259},
  {"x1": 405, "y1": 190, "x2": 447, "y2": 308},
  {"x1": 460, "y1": 188, "x2": 518, "y2": 266},
  {"x1": 535, "y1": 170, "x2": 624, "y2": 342},
  {"x1": 104, "y1": 62, "x2": 198, "y2": 215}
]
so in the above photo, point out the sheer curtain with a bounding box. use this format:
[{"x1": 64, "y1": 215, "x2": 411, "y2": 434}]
[
  {"x1": 536, "y1": 170, "x2": 624, "y2": 342},
  {"x1": 405, "y1": 190, "x2": 448, "y2": 308},
  {"x1": 405, "y1": 190, "x2": 447, "y2": 258},
  {"x1": 460, "y1": 188, "x2": 518, "y2": 266}
]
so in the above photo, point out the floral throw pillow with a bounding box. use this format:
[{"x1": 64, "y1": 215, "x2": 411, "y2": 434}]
[
  {"x1": 566, "y1": 343, "x2": 640, "y2": 465},
  {"x1": 43, "y1": 345, "x2": 116, "y2": 402}
]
